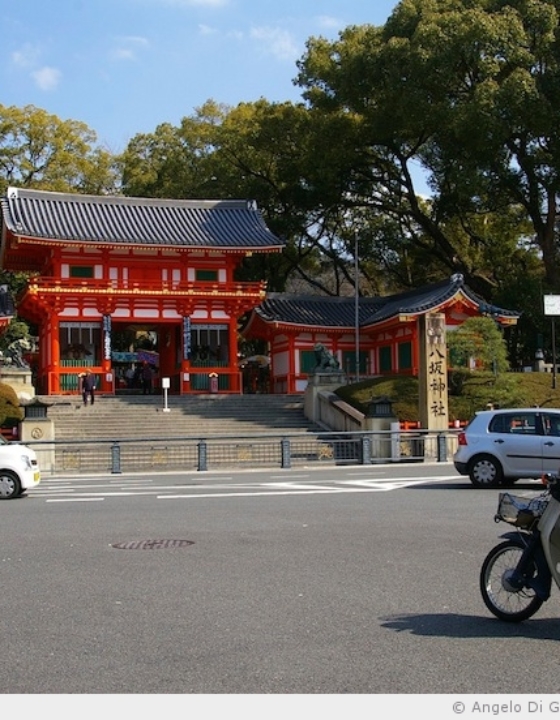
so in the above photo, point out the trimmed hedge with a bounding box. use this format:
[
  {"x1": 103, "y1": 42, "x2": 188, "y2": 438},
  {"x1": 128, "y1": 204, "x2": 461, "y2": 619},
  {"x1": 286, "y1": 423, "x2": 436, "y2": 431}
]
[{"x1": 0, "y1": 381, "x2": 24, "y2": 429}]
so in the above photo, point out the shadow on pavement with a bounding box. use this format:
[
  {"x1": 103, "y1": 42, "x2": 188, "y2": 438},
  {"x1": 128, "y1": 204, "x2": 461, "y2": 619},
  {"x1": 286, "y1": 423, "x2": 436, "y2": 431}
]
[{"x1": 380, "y1": 612, "x2": 560, "y2": 640}]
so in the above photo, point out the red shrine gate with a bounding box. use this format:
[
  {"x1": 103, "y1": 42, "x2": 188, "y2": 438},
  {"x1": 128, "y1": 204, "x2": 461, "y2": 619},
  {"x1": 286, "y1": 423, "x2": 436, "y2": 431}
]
[{"x1": 0, "y1": 188, "x2": 284, "y2": 395}]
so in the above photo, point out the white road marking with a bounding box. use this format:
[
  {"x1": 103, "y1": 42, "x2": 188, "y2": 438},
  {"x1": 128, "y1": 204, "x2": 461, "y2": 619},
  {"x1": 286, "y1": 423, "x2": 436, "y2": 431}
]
[
  {"x1": 46, "y1": 497, "x2": 105, "y2": 503},
  {"x1": 157, "y1": 476, "x2": 453, "y2": 500},
  {"x1": 35, "y1": 473, "x2": 458, "y2": 501}
]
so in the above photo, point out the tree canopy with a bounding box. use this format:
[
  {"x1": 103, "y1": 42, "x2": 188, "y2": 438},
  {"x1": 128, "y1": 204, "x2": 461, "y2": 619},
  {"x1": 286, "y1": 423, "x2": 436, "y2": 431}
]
[
  {"x1": 296, "y1": 0, "x2": 560, "y2": 296},
  {"x1": 5, "y1": 2, "x2": 560, "y2": 366},
  {"x1": 0, "y1": 104, "x2": 120, "y2": 195}
]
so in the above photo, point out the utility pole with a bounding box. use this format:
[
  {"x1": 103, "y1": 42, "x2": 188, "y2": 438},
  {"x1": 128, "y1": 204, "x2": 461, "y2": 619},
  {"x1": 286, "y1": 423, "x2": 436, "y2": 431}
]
[{"x1": 354, "y1": 230, "x2": 360, "y2": 382}]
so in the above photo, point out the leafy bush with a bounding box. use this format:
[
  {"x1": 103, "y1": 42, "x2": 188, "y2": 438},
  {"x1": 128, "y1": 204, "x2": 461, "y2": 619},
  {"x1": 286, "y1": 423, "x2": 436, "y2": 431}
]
[{"x1": 0, "y1": 381, "x2": 23, "y2": 428}]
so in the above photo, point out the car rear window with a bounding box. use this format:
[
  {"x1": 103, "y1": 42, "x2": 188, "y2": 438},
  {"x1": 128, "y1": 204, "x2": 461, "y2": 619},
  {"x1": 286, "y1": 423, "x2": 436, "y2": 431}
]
[{"x1": 542, "y1": 414, "x2": 560, "y2": 436}]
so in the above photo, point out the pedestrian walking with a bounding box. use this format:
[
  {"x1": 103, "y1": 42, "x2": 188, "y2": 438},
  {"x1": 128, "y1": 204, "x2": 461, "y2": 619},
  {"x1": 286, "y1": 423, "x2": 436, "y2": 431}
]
[
  {"x1": 81, "y1": 370, "x2": 96, "y2": 405},
  {"x1": 0, "y1": 285, "x2": 9, "y2": 315},
  {"x1": 141, "y1": 362, "x2": 153, "y2": 395}
]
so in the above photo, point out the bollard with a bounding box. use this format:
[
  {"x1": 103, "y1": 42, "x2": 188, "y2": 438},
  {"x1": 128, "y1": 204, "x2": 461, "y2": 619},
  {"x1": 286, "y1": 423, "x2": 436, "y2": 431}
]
[
  {"x1": 111, "y1": 441, "x2": 122, "y2": 474},
  {"x1": 197, "y1": 439, "x2": 207, "y2": 471},
  {"x1": 362, "y1": 435, "x2": 372, "y2": 465},
  {"x1": 281, "y1": 437, "x2": 291, "y2": 469},
  {"x1": 437, "y1": 433, "x2": 447, "y2": 462}
]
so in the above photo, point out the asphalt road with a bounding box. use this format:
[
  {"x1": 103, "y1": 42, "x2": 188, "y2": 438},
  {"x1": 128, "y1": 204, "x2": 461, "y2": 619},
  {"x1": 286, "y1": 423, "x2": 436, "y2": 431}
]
[{"x1": 2, "y1": 462, "x2": 559, "y2": 696}]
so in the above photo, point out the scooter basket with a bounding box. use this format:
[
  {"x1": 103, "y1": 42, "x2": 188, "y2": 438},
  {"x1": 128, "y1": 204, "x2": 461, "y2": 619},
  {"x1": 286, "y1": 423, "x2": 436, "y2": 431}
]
[{"x1": 495, "y1": 492, "x2": 548, "y2": 528}]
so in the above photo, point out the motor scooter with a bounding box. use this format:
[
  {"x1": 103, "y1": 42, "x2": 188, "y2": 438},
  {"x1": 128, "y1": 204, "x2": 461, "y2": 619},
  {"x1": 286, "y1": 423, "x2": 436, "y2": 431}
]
[{"x1": 480, "y1": 474, "x2": 560, "y2": 622}]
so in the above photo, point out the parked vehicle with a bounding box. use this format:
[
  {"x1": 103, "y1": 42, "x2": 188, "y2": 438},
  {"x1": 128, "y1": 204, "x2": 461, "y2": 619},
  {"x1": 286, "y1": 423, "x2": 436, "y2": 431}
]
[
  {"x1": 453, "y1": 408, "x2": 560, "y2": 488},
  {"x1": 0, "y1": 436, "x2": 40, "y2": 499},
  {"x1": 480, "y1": 473, "x2": 560, "y2": 622}
]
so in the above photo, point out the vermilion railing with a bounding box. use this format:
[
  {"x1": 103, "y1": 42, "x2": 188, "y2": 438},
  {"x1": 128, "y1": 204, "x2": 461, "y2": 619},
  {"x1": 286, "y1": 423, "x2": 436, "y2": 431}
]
[
  {"x1": 47, "y1": 368, "x2": 243, "y2": 395},
  {"x1": 26, "y1": 276, "x2": 267, "y2": 297}
]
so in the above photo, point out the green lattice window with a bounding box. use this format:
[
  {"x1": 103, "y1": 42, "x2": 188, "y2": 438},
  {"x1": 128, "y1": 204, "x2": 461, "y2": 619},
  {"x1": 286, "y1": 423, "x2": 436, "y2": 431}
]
[
  {"x1": 195, "y1": 269, "x2": 218, "y2": 282},
  {"x1": 300, "y1": 350, "x2": 317, "y2": 373},
  {"x1": 342, "y1": 350, "x2": 367, "y2": 374},
  {"x1": 398, "y1": 341, "x2": 412, "y2": 370},
  {"x1": 70, "y1": 266, "x2": 94, "y2": 278},
  {"x1": 379, "y1": 346, "x2": 392, "y2": 372}
]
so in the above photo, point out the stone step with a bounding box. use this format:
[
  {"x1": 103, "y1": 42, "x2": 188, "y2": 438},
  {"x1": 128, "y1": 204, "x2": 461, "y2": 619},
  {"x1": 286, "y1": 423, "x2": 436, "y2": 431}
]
[{"x1": 36, "y1": 393, "x2": 318, "y2": 440}]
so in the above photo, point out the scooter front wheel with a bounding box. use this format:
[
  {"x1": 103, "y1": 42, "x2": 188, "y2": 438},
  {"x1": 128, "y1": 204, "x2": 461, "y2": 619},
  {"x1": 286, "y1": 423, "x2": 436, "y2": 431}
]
[{"x1": 480, "y1": 539, "x2": 544, "y2": 622}]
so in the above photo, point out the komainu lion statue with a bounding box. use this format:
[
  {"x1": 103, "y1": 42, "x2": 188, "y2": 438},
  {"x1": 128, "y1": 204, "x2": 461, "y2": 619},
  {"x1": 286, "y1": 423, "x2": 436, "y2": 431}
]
[
  {"x1": 313, "y1": 343, "x2": 340, "y2": 372},
  {"x1": 0, "y1": 337, "x2": 32, "y2": 369}
]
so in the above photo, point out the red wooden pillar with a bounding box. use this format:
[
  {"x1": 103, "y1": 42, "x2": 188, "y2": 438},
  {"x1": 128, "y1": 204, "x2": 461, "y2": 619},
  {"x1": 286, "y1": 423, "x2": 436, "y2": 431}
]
[
  {"x1": 288, "y1": 334, "x2": 296, "y2": 394},
  {"x1": 49, "y1": 315, "x2": 60, "y2": 394},
  {"x1": 228, "y1": 316, "x2": 239, "y2": 393},
  {"x1": 100, "y1": 357, "x2": 112, "y2": 393}
]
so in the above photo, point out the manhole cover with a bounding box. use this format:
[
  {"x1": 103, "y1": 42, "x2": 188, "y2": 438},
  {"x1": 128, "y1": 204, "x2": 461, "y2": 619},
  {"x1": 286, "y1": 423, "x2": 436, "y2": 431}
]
[{"x1": 111, "y1": 539, "x2": 195, "y2": 550}]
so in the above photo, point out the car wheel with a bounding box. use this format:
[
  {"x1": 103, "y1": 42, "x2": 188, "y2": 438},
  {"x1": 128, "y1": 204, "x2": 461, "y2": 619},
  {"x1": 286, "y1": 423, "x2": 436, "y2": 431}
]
[
  {"x1": 0, "y1": 470, "x2": 22, "y2": 499},
  {"x1": 468, "y1": 454, "x2": 503, "y2": 488}
]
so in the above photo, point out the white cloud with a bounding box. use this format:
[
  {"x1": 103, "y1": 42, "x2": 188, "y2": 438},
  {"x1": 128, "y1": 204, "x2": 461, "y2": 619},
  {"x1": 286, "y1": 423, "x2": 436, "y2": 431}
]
[
  {"x1": 198, "y1": 24, "x2": 218, "y2": 35},
  {"x1": 111, "y1": 36, "x2": 150, "y2": 61},
  {"x1": 317, "y1": 15, "x2": 342, "y2": 30},
  {"x1": 11, "y1": 43, "x2": 41, "y2": 69},
  {"x1": 112, "y1": 48, "x2": 136, "y2": 60},
  {"x1": 31, "y1": 66, "x2": 61, "y2": 91},
  {"x1": 10, "y1": 42, "x2": 61, "y2": 91},
  {"x1": 120, "y1": 35, "x2": 150, "y2": 46},
  {"x1": 250, "y1": 26, "x2": 299, "y2": 62}
]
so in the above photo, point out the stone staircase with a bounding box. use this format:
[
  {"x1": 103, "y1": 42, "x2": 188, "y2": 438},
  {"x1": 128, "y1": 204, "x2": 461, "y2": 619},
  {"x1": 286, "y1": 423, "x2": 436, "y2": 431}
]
[{"x1": 37, "y1": 393, "x2": 319, "y2": 441}]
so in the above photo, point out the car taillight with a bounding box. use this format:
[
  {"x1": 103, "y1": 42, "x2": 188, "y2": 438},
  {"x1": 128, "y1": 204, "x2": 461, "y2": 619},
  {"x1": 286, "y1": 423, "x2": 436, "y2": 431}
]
[{"x1": 458, "y1": 431, "x2": 467, "y2": 446}]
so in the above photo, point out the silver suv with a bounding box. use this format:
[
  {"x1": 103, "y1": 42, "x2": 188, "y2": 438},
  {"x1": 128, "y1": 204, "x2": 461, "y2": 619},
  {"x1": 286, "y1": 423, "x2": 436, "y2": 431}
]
[{"x1": 453, "y1": 408, "x2": 560, "y2": 488}]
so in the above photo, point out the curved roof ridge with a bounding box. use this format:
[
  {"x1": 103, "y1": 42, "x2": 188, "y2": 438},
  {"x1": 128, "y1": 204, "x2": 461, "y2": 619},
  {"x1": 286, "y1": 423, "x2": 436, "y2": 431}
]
[
  {"x1": 252, "y1": 275, "x2": 520, "y2": 330},
  {"x1": 1, "y1": 187, "x2": 283, "y2": 252}
]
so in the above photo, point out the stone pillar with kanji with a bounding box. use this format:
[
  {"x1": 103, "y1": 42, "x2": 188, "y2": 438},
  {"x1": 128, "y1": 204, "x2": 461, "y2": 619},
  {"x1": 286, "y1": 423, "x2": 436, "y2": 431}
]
[{"x1": 418, "y1": 313, "x2": 449, "y2": 431}]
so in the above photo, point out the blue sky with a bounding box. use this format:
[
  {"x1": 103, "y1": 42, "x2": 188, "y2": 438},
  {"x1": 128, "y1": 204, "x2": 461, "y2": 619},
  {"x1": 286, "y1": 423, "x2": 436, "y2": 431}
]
[{"x1": 1, "y1": 0, "x2": 399, "y2": 153}]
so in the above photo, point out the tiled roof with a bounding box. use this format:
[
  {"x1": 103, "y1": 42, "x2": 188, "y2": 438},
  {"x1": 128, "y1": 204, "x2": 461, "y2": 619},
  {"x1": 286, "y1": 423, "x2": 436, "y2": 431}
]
[
  {"x1": 1, "y1": 187, "x2": 284, "y2": 251},
  {"x1": 254, "y1": 275, "x2": 520, "y2": 329},
  {"x1": 257, "y1": 294, "x2": 382, "y2": 328}
]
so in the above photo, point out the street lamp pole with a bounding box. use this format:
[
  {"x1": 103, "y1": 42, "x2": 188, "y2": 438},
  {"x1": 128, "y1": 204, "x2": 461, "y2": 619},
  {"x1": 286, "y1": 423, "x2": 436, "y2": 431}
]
[
  {"x1": 354, "y1": 230, "x2": 360, "y2": 383},
  {"x1": 552, "y1": 318, "x2": 557, "y2": 390}
]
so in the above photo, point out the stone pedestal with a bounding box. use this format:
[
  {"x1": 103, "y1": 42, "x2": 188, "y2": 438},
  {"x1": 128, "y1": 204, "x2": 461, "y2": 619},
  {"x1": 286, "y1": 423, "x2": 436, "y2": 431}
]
[
  {"x1": 364, "y1": 416, "x2": 399, "y2": 460},
  {"x1": 19, "y1": 417, "x2": 55, "y2": 474},
  {"x1": 19, "y1": 398, "x2": 54, "y2": 474},
  {"x1": 304, "y1": 371, "x2": 347, "y2": 422},
  {"x1": 0, "y1": 368, "x2": 35, "y2": 402}
]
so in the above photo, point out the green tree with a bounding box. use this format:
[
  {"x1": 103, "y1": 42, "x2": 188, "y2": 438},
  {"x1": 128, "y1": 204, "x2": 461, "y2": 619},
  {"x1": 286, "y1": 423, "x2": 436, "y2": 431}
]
[
  {"x1": 0, "y1": 105, "x2": 120, "y2": 345},
  {"x1": 294, "y1": 0, "x2": 560, "y2": 360},
  {"x1": 0, "y1": 104, "x2": 120, "y2": 195},
  {"x1": 120, "y1": 101, "x2": 228, "y2": 199},
  {"x1": 121, "y1": 100, "x2": 333, "y2": 292},
  {"x1": 448, "y1": 316, "x2": 510, "y2": 373}
]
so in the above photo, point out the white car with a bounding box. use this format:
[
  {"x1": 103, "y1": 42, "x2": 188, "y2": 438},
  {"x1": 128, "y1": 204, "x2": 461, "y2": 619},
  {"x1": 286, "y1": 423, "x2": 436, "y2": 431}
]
[
  {"x1": 453, "y1": 408, "x2": 560, "y2": 488},
  {"x1": 0, "y1": 437, "x2": 40, "y2": 499}
]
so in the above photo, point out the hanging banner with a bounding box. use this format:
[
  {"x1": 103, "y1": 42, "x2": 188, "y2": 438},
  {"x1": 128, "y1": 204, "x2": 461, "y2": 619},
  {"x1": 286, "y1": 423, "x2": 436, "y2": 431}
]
[
  {"x1": 103, "y1": 315, "x2": 112, "y2": 361},
  {"x1": 183, "y1": 317, "x2": 191, "y2": 360},
  {"x1": 111, "y1": 350, "x2": 159, "y2": 366}
]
